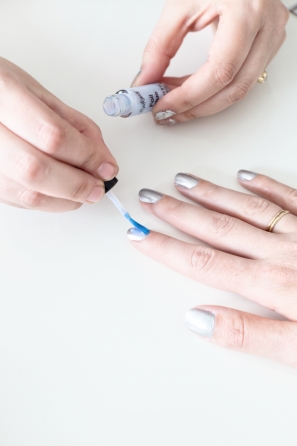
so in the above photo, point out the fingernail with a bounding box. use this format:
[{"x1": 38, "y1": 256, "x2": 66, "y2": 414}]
[
  {"x1": 97, "y1": 163, "x2": 117, "y2": 181},
  {"x1": 130, "y1": 69, "x2": 142, "y2": 87},
  {"x1": 185, "y1": 308, "x2": 215, "y2": 338},
  {"x1": 237, "y1": 170, "x2": 258, "y2": 181},
  {"x1": 155, "y1": 110, "x2": 176, "y2": 121},
  {"x1": 174, "y1": 173, "x2": 199, "y2": 189},
  {"x1": 139, "y1": 189, "x2": 164, "y2": 203},
  {"x1": 127, "y1": 227, "x2": 149, "y2": 241},
  {"x1": 156, "y1": 118, "x2": 177, "y2": 126},
  {"x1": 87, "y1": 185, "x2": 104, "y2": 203}
]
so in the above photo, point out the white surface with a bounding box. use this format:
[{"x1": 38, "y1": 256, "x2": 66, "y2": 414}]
[{"x1": 0, "y1": 1, "x2": 297, "y2": 445}]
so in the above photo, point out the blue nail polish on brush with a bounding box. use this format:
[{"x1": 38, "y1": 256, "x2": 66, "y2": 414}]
[
  {"x1": 104, "y1": 178, "x2": 150, "y2": 235},
  {"x1": 123, "y1": 213, "x2": 150, "y2": 235}
]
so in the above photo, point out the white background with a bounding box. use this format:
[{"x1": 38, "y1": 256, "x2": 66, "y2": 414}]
[{"x1": 0, "y1": 1, "x2": 297, "y2": 445}]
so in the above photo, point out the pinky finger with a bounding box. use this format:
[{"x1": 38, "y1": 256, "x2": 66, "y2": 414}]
[
  {"x1": 185, "y1": 305, "x2": 297, "y2": 367},
  {"x1": 0, "y1": 174, "x2": 81, "y2": 212}
]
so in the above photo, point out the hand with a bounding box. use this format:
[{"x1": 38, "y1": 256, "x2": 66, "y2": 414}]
[
  {"x1": 133, "y1": 0, "x2": 289, "y2": 124},
  {"x1": 127, "y1": 171, "x2": 297, "y2": 367},
  {"x1": 0, "y1": 57, "x2": 118, "y2": 212}
]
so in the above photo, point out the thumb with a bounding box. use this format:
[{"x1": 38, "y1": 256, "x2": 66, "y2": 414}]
[
  {"x1": 132, "y1": 5, "x2": 188, "y2": 87},
  {"x1": 185, "y1": 306, "x2": 297, "y2": 368}
]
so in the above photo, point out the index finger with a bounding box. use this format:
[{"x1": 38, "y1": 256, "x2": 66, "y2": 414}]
[
  {"x1": 153, "y1": 12, "x2": 259, "y2": 116},
  {"x1": 0, "y1": 72, "x2": 118, "y2": 180}
]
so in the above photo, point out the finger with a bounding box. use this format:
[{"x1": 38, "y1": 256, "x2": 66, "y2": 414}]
[
  {"x1": 237, "y1": 170, "x2": 297, "y2": 233},
  {"x1": 0, "y1": 72, "x2": 118, "y2": 180},
  {"x1": 0, "y1": 197, "x2": 24, "y2": 209},
  {"x1": 0, "y1": 123, "x2": 105, "y2": 204},
  {"x1": 35, "y1": 88, "x2": 107, "y2": 145},
  {"x1": 185, "y1": 306, "x2": 297, "y2": 368},
  {"x1": 0, "y1": 173, "x2": 81, "y2": 212},
  {"x1": 174, "y1": 29, "x2": 286, "y2": 120},
  {"x1": 152, "y1": 12, "x2": 259, "y2": 118},
  {"x1": 174, "y1": 173, "x2": 297, "y2": 234},
  {"x1": 127, "y1": 229, "x2": 257, "y2": 295},
  {"x1": 138, "y1": 188, "x2": 272, "y2": 258},
  {"x1": 131, "y1": 3, "x2": 190, "y2": 87}
]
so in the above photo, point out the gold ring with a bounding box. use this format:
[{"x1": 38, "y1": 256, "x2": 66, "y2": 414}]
[
  {"x1": 267, "y1": 210, "x2": 290, "y2": 232},
  {"x1": 258, "y1": 71, "x2": 268, "y2": 83}
]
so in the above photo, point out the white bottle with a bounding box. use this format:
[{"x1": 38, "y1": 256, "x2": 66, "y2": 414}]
[{"x1": 103, "y1": 83, "x2": 169, "y2": 118}]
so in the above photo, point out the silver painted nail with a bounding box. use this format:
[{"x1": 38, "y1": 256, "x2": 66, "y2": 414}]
[
  {"x1": 185, "y1": 308, "x2": 215, "y2": 338},
  {"x1": 174, "y1": 173, "x2": 199, "y2": 189},
  {"x1": 237, "y1": 170, "x2": 258, "y2": 181},
  {"x1": 157, "y1": 118, "x2": 178, "y2": 126},
  {"x1": 155, "y1": 110, "x2": 176, "y2": 121},
  {"x1": 139, "y1": 189, "x2": 164, "y2": 203},
  {"x1": 127, "y1": 228, "x2": 148, "y2": 241}
]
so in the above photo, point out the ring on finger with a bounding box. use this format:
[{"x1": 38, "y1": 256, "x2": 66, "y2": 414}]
[
  {"x1": 258, "y1": 70, "x2": 268, "y2": 84},
  {"x1": 267, "y1": 210, "x2": 290, "y2": 232}
]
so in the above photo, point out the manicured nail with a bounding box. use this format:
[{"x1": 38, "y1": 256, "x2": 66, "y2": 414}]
[
  {"x1": 155, "y1": 110, "x2": 176, "y2": 121},
  {"x1": 156, "y1": 118, "x2": 177, "y2": 126},
  {"x1": 185, "y1": 308, "x2": 215, "y2": 338},
  {"x1": 127, "y1": 227, "x2": 148, "y2": 241},
  {"x1": 97, "y1": 163, "x2": 118, "y2": 181},
  {"x1": 130, "y1": 69, "x2": 142, "y2": 87},
  {"x1": 87, "y1": 185, "x2": 104, "y2": 203},
  {"x1": 174, "y1": 173, "x2": 199, "y2": 189},
  {"x1": 139, "y1": 189, "x2": 164, "y2": 203},
  {"x1": 237, "y1": 170, "x2": 258, "y2": 181}
]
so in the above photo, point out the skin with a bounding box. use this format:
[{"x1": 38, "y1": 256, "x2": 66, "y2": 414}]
[
  {"x1": 129, "y1": 172, "x2": 297, "y2": 367},
  {"x1": 133, "y1": 0, "x2": 289, "y2": 123},
  {"x1": 0, "y1": 57, "x2": 118, "y2": 212}
]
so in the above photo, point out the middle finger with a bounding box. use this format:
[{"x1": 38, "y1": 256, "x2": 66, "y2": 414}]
[
  {"x1": 138, "y1": 188, "x2": 273, "y2": 259},
  {"x1": 174, "y1": 173, "x2": 297, "y2": 234}
]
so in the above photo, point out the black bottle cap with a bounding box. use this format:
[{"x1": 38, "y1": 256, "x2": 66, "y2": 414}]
[{"x1": 104, "y1": 177, "x2": 118, "y2": 193}]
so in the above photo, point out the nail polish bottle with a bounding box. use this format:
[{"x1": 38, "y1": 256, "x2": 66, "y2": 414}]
[
  {"x1": 103, "y1": 83, "x2": 169, "y2": 118},
  {"x1": 104, "y1": 177, "x2": 118, "y2": 193}
]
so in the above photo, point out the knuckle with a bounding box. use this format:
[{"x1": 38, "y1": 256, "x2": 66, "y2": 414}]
[
  {"x1": 228, "y1": 81, "x2": 250, "y2": 104},
  {"x1": 15, "y1": 154, "x2": 44, "y2": 185},
  {"x1": 183, "y1": 108, "x2": 197, "y2": 121},
  {"x1": 18, "y1": 189, "x2": 43, "y2": 209},
  {"x1": 209, "y1": 213, "x2": 235, "y2": 237},
  {"x1": 213, "y1": 62, "x2": 236, "y2": 88},
  {"x1": 180, "y1": 85, "x2": 196, "y2": 110},
  {"x1": 37, "y1": 121, "x2": 66, "y2": 155},
  {"x1": 225, "y1": 313, "x2": 246, "y2": 350},
  {"x1": 278, "y1": 6, "x2": 290, "y2": 31},
  {"x1": 79, "y1": 149, "x2": 98, "y2": 171},
  {"x1": 242, "y1": 195, "x2": 271, "y2": 218},
  {"x1": 261, "y1": 259, "x2": 297, "y2": 290},
  {"x1": 189, "y1": 246, "x2": 216, "y2": 273},
  {"x1": 71, "y1": 179, "x2": 91, "y2": 201},
  {"x1": 0, "y1": 69, "x2": 16, "y2": 90}
]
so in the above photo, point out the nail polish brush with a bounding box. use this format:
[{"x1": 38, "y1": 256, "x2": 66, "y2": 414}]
[{"x1": 104, "y1": 178, "x2": 150, "y2": 235}]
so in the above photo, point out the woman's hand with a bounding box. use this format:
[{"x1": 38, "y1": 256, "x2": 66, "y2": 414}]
[
  {"x1": 0, "y1": 57, "x2": 118, "y2": 212},
  {"x1": 127, "y1": 170, "x2": 297, "y2": 367},
  {"x1": 133, "y1": 0, "x2": 289, "y2": 124}
]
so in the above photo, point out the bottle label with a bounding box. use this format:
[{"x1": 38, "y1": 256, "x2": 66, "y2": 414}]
[{"x1": 116, "y1": 83, "x2": 169, "y2": 117}]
